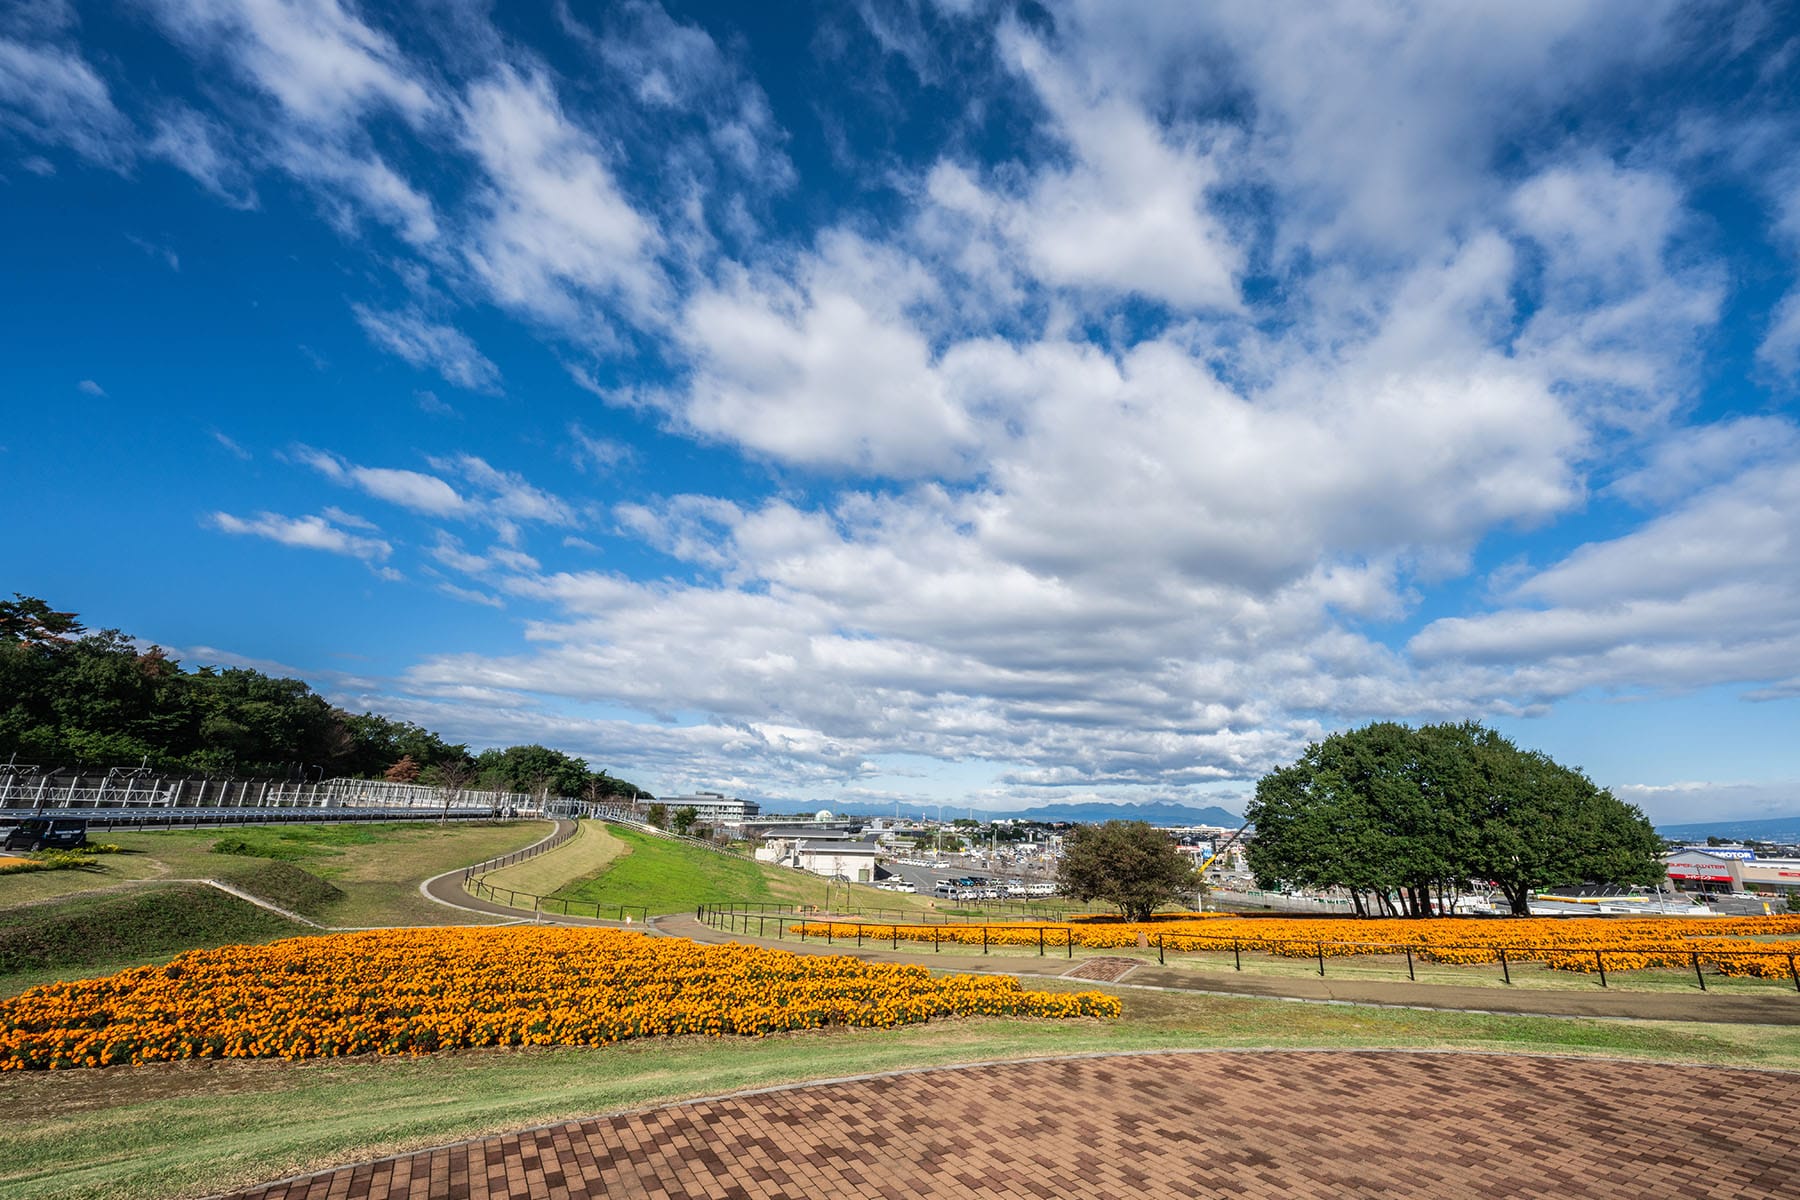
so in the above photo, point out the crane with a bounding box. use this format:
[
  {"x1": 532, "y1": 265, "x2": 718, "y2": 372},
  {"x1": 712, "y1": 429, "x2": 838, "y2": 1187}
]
[{"x1": 1195, "y1": 822, "x2": 1250, "y2": 875}]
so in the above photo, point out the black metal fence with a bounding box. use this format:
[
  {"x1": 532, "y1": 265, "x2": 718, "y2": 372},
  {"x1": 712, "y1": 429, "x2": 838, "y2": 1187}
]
[{"x1": 694, "y1": 904, "x2": 1800, "y2": 992}]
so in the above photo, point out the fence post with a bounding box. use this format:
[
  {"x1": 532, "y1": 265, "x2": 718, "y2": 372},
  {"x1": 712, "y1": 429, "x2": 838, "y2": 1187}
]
[
  {"x1": 1595, "y1": 950, "x2": 1607, "y2": 988},
  {"x1": 935, "y1": 927, "x2": 940, "y2": 954},
  {"x1": 1499, "y1": 948, "x2": 1511, "y2": 985},
  {"x1": 893, "y1": 924, "x2": 899, "y2": 950},
  {"x1": 1039, "y1": 928, "x2": 1045, "y2": 957},
  {"x1": 1158, "y1": 934, "x2": 1164, "y2": 966},
  {"x1": 983, "y1": 926, "x2": 989, "y2": 955},
  {"x1": 1692, "y1": 952, "x2": 1706, "y2": 991},
  {"x1": 1405, "y1": 946, "x2": 1414, "y2": 981},
  {"x1": 1316, "y1": 942, "x2": 1325, "y2": 977},
  {"x1": 1234, "y1": 939, "x2": 1241, "y2": 971},
  {"x1": 1790, "y1": 954, "x2": 1799, "y2": 994},
  {"x1": 1067, "y1": 929, "x2": 1073, "y2": 959},
  {"x1": 857, "y1": 925, "x2": 863, "y2": 948}
]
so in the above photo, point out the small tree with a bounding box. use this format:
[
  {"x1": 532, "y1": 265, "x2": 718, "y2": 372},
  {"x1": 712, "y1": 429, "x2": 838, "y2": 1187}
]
[
  {"x1": 671, "y1": 805, "x2": 699, "y2": 836},
  {"x1": 1057, "y1": 820, "x2": 1199, "y2": 921},
  {"x1": 429, "y1": 758, "x2": 476, "y2": 825},
  {"x1": 645, "y1": 802, "x2": 668, "y2": 829},
  {"x1": 384, "y1": 754, "x2": 420, "y2": 783}
]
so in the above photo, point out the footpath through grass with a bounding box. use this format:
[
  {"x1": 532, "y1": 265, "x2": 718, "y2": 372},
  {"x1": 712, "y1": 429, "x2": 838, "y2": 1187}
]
[
  {"x1": 0, "y1": 822, "x2": 549, "y2": 996},
  {"x1": 4, "y1": 975, "x2": 1797, "y2": 1200}
]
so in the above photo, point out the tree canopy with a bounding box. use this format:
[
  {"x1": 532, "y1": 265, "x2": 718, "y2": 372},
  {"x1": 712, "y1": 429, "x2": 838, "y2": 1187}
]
[
  {"x1": 1244, "y1": 721, "x2": 1666, "y2": 917},
  {"x1": 1056, "y1": 820, "x2": 1201, "y2": 921},
  {"x1": 0, "y1": 595, "x2": 649, "y2": 800}
]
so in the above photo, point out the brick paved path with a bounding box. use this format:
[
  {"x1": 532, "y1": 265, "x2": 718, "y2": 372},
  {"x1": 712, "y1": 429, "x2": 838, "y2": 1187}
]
[{"x1": 225, "y1": 1051, "x2": 1800, "y2": 1199}]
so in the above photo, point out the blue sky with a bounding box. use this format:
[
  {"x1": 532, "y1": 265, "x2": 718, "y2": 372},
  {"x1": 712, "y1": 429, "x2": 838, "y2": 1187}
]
[{"x1": 4, "y1": 0, "x2": 1799, "y2": 822}]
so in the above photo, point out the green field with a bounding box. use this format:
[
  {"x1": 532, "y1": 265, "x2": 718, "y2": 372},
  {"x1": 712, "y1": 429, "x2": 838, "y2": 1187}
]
[{"x1": 547, "y1": 825, "x2": 942, "y2": 916}]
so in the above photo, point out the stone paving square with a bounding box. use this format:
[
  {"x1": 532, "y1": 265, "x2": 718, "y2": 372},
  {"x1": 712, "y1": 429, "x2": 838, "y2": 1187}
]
[{"x1": 223, "y1": 1051, "x2": 1800, "y2": 1199}]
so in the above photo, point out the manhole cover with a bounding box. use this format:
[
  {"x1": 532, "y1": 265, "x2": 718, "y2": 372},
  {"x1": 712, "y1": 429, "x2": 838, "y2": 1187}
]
[{"x1": 1064, "y1": 956, "x2": 1138, "y2": 982}]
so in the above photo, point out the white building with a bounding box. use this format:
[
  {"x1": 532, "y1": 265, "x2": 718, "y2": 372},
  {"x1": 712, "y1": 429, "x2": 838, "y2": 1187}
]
[
  {"x1": 659, "y1": 792, "x2": 762, "y2": 824},
  {"x1": 758, "y1": 836, "x2": 882, "y2": 882}
]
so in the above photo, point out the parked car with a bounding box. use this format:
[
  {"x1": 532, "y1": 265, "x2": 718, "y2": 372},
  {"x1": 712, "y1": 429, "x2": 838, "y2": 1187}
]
[{"x1": 3, "y1": 817, "x2": 89, "y2": 852}]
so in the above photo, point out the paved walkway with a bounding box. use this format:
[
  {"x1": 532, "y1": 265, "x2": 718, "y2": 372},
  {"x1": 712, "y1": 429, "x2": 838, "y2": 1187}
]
[{"x1": 221, "y1": 1050, "x2": 1800, "y2": 1198}]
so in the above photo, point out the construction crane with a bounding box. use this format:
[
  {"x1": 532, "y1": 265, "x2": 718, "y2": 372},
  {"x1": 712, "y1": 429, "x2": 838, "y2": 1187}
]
[{"x1": 1195, "y1": 822, "x2": 1251, "y2": 875}]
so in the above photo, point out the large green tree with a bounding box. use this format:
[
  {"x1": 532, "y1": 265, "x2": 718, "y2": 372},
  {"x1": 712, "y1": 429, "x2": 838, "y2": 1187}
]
[
  {"x1": 1245, "y1": 722, "x2": 1665, "y2": 917},
  {"x1": 1057, "y1": 820, "x2": 1201, "y2": 921}
]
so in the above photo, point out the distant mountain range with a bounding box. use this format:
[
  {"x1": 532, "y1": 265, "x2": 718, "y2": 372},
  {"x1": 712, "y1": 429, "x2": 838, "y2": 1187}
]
[
  {"x1": 1657, "y1": 816, "x2": 1800, "y2": 845},
  {"x1": 793, "y1": 799, "x2": 1244, "y2": 826}
]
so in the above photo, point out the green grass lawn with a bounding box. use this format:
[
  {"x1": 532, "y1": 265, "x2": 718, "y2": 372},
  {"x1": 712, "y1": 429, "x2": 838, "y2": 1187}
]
[
  {"x1": 3, "y1": 973, "x2": 1795, "y2": 1200},
  {"x1": 547, "y1": 826, "x2": 943, "y2": 916}
]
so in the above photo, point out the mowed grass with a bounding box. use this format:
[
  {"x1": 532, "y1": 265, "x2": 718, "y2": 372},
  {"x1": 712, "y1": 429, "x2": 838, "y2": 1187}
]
[
  {"x1": 547, "y1": 826, "x2": 942, "y2": 917},
  {"x1": 479, "y1": 820, "x2": 625, "y2": 898},
  {"x1": 4, "y1": 971, "x2": 1797, "y2": 1200},
  {"x1": 0, "y1": 821, "x2": 549, "y2": 928}
]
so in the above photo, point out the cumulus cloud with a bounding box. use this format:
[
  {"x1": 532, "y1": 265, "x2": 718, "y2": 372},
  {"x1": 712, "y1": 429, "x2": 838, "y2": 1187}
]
[{"x1": 106, "y1": 1, "x2": 1799, "y2": 813}]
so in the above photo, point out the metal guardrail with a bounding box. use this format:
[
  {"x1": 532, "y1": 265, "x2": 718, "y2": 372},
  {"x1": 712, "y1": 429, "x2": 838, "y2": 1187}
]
[{"x1": 461, "y1": 817, "x2": 651, "y2": 923}]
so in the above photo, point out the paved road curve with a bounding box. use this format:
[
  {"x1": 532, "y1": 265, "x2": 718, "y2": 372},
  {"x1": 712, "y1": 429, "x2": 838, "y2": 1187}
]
[{"x1": 220, "y1": 1050, "x2": 1799, "y2": 1199}]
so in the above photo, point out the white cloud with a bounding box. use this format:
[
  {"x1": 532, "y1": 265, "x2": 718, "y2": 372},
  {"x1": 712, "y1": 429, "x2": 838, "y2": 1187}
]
[
  {"x1": 352, "y1": 304, "x2": 499, "y2": 392},
  {"x1": 0, "y1": 37, "x2": 131, "y2": 166},
  {"x1": 208, "y1": 509, "x2": 392, "y2": 562},
  {"x1": 148, "y1": 106, "x2": 255, "y2": 207},
  {"x1": 147, "y1": 0, "x2": 436, "y2": 130},
  {"x1": 437, "y1": 582, "x2": 504, "y2": 609},
  {"x1": 211, "y1": 430, "x2": 252, "y2": 460},
  {"x1": 924, "y1": 23, "x2": 1244, "y2": 311},
  {"x1": 652, "y1": 233, "x2": 977, "y2": 475},
  {"x1": 459, "y1": 66, "x2": 664, "y2": 329},
  {"x1": 296, "y1": 446, "x2": 467, "y2": 515},
  {"x1": 76, "y1": 379, "x2": 103, "y2": 396},
  {"x1": 1409, "y1": 457, "x2": 1800, "y2": 700}
]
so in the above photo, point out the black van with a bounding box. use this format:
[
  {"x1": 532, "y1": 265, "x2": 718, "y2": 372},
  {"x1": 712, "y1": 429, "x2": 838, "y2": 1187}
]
[{"x1": 3, "y1": 818, "x2": 89, "y2": 851}]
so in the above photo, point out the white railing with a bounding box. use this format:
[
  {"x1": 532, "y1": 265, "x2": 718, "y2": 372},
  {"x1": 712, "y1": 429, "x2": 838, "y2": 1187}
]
[{"x1": 0, "y1": 771, "x2": 539, "y2": 813}]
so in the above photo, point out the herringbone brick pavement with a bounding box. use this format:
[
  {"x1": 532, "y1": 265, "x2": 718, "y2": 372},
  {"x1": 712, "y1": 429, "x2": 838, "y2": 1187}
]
[{"x1": 223, "y1": 1051, "x2": 1800, "y2": 1199}]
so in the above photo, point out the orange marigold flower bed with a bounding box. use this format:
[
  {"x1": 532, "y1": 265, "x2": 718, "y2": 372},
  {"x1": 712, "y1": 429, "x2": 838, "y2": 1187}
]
[
  {"x1": 0, "y1": 928, "x2": 1120, "y2": 1071},
  {"x1": 788, "y1": 914, "x2": 1800, "y2": 978}
]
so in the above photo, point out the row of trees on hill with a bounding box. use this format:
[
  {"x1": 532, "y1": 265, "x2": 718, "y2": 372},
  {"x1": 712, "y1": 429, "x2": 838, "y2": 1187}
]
[
  {"x1": 1245, "y1": 721, "x2": 1665, "y2": 916},
  {"x1": 0, "y1": 595, "x2": 650, "y2": 801}
]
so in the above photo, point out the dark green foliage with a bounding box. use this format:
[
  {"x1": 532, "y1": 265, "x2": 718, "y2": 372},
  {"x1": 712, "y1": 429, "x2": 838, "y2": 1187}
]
[
  {"x1": 671, "y1": 805, "x2": 699, "y2": 836},
  {"x1": 1245, "y1": 722, "x2": 1668, "y2": 916},
  {"x1": 0, "y1": 597, "x2": 647, "y2": 801},
  {"x1": 1056, "y1": 820, "x2": 1201, "y2": 921},
  {"x1": 0, "y1": 884, "x2": 304, "y2": 974}
]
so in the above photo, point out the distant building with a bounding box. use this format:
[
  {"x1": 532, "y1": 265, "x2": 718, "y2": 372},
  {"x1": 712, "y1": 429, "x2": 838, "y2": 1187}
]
[
  {"x1": 1666, "y1": 848, "x2": 1800, "y2": 895},
  {"x1": 660, "y1": 792, "x2": 761, "y2": 824},
  {"x1": 757, "y1": 835, "x2": 883, "y2": 882}
]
